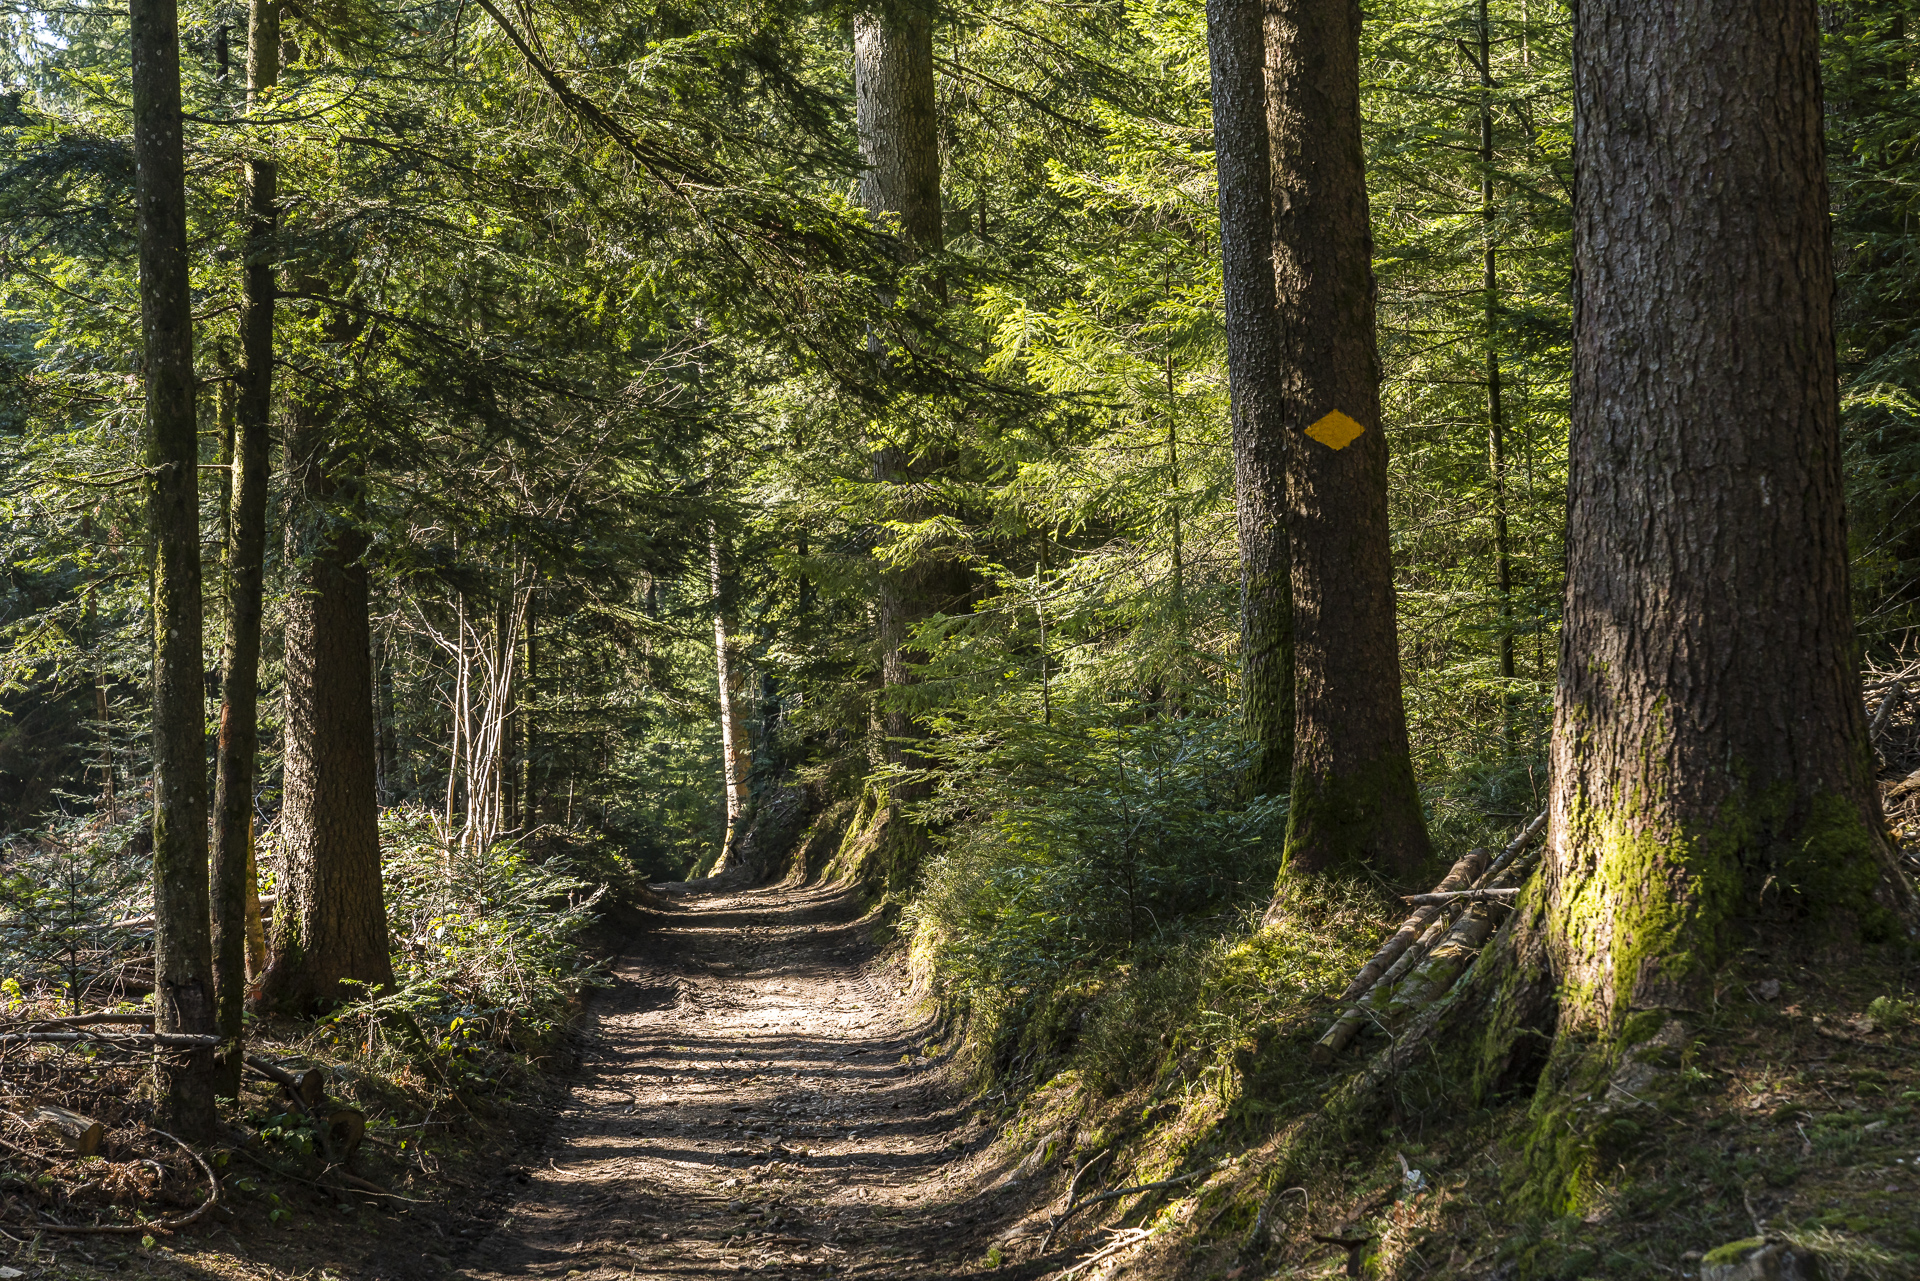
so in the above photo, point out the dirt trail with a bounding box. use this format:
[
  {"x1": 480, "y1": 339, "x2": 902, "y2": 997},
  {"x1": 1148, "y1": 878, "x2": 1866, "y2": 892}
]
[{"x1": 447, "y1": 878, "x2": 1027, "y2": 1281}]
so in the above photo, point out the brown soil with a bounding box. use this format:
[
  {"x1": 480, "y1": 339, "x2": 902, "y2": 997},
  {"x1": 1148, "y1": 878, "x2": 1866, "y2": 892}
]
[
  {"x1": 0, "y1": 879, "x2": 1114, "y2": 1281},
  {"x1": 440, "y1": 875, "x2": 1026, "y2": 1281}
]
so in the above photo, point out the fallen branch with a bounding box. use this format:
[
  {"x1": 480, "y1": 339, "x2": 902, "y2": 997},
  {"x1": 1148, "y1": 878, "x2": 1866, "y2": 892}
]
[
  {"x1": 1399, "y1": 888, "x2": 1521, "y2": 907},
  {"x1": 110, "y1": 895, "x2": 275, "y2": 932},
  {"x1": 1039, "y1": 1148, "x2": 1112, "y2": 1251},
  {"x1": 1037, "y1": 1167, "x2": 1212, "y2": 1250},
  {"x1": 0, "y1": 1031, "x2": 220, "y2": 1049},
  {"x1": 1048, "y1": 1228, "x2": 1152, "y2": 1281},
  {"x1": 0, "y1": 1128, "x2": 219, "y2": 1235},
  {"x1": 1872, "y1": 679, "x2": 1907, "y2": 739},
  {"x1": 0, "y1": 1013, "x2": 153, "y2": 1030}
]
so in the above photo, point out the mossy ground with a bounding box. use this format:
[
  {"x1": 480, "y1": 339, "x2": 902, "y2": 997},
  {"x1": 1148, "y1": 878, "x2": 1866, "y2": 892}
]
[{"x1": 955, "y1": 921, "x2": 1919, "y2": 1281}]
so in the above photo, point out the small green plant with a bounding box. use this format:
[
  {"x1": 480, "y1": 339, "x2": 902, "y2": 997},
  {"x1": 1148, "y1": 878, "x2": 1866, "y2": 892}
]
[{"x1": 1864, "y1": 994, "x2": 1917, "y2": 1029}]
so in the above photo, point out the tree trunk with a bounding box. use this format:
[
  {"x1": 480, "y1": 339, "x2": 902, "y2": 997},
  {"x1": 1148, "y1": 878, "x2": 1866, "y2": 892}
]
[
  {"x1": 1206, "y1": 0, "x2": 1294, "y2": 798},
  {"x1": 710, "y1": 526, "x2": 751, "y2": 866},
  {"x1": 1479, "y1": 0, "x2": 1515, "y2": 734},
  {"x1": 1510, "y1": 0, "x2": 1920, "y2": 1211},
  {"x1": 210, "y1": 0, "x2": 277, "y2": 1091},
  {"x1": 1265, "y1": 0, "x2": 1430, "y2": 880},
  {"x1": 855, "y1": 0, "x2": 948, "y2": 884},
  {"x1": 131, "y1": 0, "x2": 215, "y2": 1135},
  {"x1": 855, "y1": 2, "x2": 941, "y2": 256},
  {"x1": 257, "y1": 301, "x2": 393, "y2": 1012}
]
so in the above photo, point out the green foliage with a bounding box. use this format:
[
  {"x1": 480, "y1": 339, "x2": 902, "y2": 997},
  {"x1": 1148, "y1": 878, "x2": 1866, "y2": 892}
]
[
  {"x1": 1078, "y1": 878, "x2": 1383, "y2": 1095},
  {"x1": 355, "y1": 807, "x2": 606, "y2": 1048},
  {"x1": 910, "y1": 715, "x2": 1284, "y2": 1073},
  {"x1": 0, "y1": 813, "x2": 146, "y2": 1013}
]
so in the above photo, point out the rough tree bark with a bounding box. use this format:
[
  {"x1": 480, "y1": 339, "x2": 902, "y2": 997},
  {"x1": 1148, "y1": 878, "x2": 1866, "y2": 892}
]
[
  {"x1": 1206, "y1": 0, "x2": 1294, "y2": 799},
  {"x1": 1264, "y1": 0, "x2": 1431, "y2": 881},
  {"x1": 257, "y1": 300, "x2": 394, "y2": 1012},
  {"x1": 1486, "y1": 0, "x2": 1920, "y2": 1211},
  {"x1": 131, "y1": 0, "x2": 215, "y2": 1134},
  {"x1": 852, "y1": 0, "x2": 951, "y2": 885},
  {"x1": 210, "y1": 0, "x2": 277, "y2": 1092}
]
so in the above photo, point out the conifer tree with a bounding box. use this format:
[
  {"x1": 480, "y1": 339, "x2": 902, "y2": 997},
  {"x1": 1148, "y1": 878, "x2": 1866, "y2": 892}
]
[
  {"x1": 1480, "y1": 0, "x2": 1920, "y2": 1208},
  {"x1": 210, "y1": 0, "x2": 278, "y2": 1083},
  {"x1": 1266, "y1": 0, "x2": 1432, "y2": 879},
  {"x1": 129, "y1": 0, "x2": 215, "y2": 1129},
  {"x1": 1206, "y1": 0, "x2": 1294, "y2": 799}
]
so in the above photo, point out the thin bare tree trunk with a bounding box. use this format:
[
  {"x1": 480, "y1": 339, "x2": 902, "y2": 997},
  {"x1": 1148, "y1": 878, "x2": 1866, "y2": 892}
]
[
  {"x1": 210, "y1": 0, "x2": 277, "y2": 1090},
  {"x1": 1479, "y1": 0, "x2": 1515, "y2": 733},
  {"x1": 711, "y1": 526, "x2": 750, "y2": 864}
]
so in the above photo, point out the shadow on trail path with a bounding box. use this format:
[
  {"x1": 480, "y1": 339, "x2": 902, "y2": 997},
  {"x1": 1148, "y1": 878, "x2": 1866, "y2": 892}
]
[{"x1": 444, "y1": 877, "x2": 1054, "y2": 1281}]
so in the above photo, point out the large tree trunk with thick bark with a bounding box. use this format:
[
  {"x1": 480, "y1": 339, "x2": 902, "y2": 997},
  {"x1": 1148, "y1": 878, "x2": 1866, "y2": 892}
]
[
  {"x1": 1488, "y1": 0, "x2": 1920, "y2": 1212},
  {"x1": 1206, "y1": 0, "x2": 1293, "y2": 800},
  {"x1": 852, "y1": 0, "x2": 947, "y2": 885},
  {"x1": 257, "y1": 304, "x2": 393, "y2": 1012},
  {"x1": 1264, "y1": 0, "x2": 1430, "y2": 880},
  {"x1": 131, "y1": 0, "x2": 215, "y2": 1134},
  {"x1": 855, "y1": 3, "x2": 940, "y2": 256},
  {"x1": 210, "y1": 0, "x2": 277, "y2": 1093}
]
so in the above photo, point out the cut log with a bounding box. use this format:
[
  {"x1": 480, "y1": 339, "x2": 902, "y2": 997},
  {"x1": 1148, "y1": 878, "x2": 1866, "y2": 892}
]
[
  {"x1": 297, "y1": 1066, "x2": 330, "y2": 1110},
  {"x1": 1339, "y1": 849, "x2": 1486, "y2": 1002},
  {"x1": 1314, "y1": 911, "x2": 1454, "y2": 1064},
  {"x1": 1381, "y1": 901, "x2": 1502, "y2": 1023},
  {"x1": 1476, "y1": 809, "x2": 1547, "y2": 885},
  {"x1": 32, "y1": 1105, "x2": 104, "y2": 1156},
  {"x1": 1314, "y1": 809, "x2": 1550, "y2": 1065}
]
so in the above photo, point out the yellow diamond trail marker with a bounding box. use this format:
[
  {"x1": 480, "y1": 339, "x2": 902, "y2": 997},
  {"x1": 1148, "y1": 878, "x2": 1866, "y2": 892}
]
[{"x1": 1306, "y1": 409, "x2": 1366, "y2": 451}]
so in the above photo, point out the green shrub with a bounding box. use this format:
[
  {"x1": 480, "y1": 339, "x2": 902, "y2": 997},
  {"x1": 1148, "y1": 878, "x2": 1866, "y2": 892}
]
[
  {"x1": 328, "y1": 808, "x2": 607, "y2": 1053},
  {"x1": 910, "y1": 717, "x2": 1286, "y2": 1079}
]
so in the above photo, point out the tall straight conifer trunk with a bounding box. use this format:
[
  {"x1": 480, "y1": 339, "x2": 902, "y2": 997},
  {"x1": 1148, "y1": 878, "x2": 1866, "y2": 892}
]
[
  {"x1": 1493, "y1": 0, "x2": 1920, "y2": 1209},
  {"x1": 131, "y1": 0, "x2": 216, "y2": 1133},
  {"x1": 210, "y1": 0, "x2": 277, "y2": 1087},
  {"x1": 1264, "y1": 0, "x2": 1430, "y2": 879},
  {"x1": 854, "y1": 0, "x2": 948, "y2": 881},
  {"x1": 1205, "y1": 0, "x2": 1293, "y2": 799},
  {"x1": 257, "y1": 301, "x2": 393, "y2": 1012}
]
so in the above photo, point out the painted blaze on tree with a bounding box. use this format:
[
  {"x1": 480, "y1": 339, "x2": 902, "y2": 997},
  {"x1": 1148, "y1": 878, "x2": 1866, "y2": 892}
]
[
  {"x1": 1264, "y1": 0, "x2": 1431, "y2": 883},
  {"x1": 1510, "y1": 0, "x2": 1920, "y2": 1209}
]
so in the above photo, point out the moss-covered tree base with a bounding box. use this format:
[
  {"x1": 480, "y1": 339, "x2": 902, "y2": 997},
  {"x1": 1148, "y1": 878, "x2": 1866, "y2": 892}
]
[
  {"x1": 1275, "y1": 747, "x2": 1432, "y2": 890},
  {"x1": 825, "y1": 780, "x2": 927, "y2": 892}
]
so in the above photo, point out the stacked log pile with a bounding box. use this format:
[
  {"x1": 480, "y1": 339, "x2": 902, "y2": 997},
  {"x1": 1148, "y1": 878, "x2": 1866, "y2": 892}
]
[{"x1": 1313, "y1": 809, "x2": 1548, "y2": 1064}]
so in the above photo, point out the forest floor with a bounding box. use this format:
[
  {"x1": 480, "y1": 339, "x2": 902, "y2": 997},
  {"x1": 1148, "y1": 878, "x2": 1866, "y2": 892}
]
[
  {"x1": 8, "y1": 875, "x2": 1917, "y2": 1280},
  {"x1": 3, "y1": 876, "x2": 1081, "y2": 1281}
]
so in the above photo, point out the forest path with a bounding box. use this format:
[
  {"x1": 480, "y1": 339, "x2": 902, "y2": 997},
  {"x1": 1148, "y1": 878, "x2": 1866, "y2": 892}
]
[{"x1": 446, "y1": 877, "x2": 1014, "y2": 1281}]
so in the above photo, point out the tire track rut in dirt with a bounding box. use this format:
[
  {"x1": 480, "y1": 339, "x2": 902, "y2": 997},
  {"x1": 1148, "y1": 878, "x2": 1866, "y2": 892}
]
[{"x1": 447, "y1": 878, "x2": 1025, "y2": 1281}]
